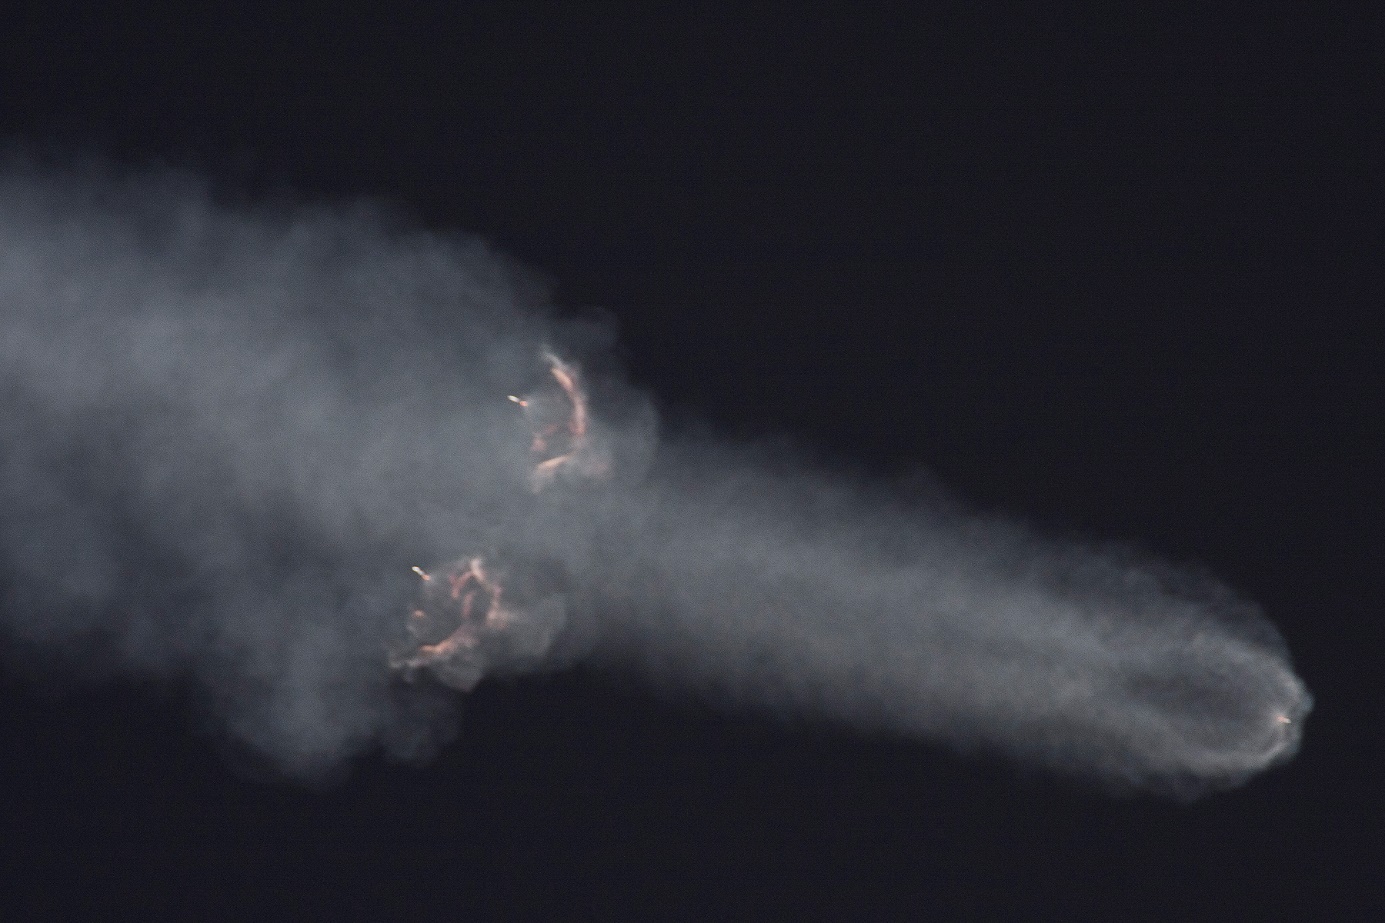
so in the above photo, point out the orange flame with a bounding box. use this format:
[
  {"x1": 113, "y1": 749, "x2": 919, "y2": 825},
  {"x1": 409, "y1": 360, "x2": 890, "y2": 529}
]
[
  {"x1": 516, "y1": 349, "x2": 606, "y2": 492},
  {"x1": 393, "y1": 349, "x2": 604, "y2": 682},
  {"x1": 392, "y1": 557, "x2": 512, "y2": 670}
]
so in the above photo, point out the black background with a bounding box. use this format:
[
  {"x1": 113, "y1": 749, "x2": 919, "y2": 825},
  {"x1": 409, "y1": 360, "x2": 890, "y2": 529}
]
[{"x1": 2, "y1": 5, "x2": 1379, "y2": 919}]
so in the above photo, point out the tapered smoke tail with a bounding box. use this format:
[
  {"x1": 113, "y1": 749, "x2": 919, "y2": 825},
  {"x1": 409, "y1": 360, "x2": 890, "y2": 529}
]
[
  {"x1": 569, "y1": 448, "x2": 1311, "y2": 793},
  {"x1": 0, "y1": 164, "x2": 1310, "y2": 790}
]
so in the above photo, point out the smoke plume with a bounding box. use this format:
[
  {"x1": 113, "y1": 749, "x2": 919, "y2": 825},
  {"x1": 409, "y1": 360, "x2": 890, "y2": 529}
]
[{"x1": 0, "y1": 165, "x2": 1311, "y2": 793}]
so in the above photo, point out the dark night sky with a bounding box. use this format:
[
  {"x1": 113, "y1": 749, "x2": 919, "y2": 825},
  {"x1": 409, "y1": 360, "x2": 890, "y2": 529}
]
[{"x1": 1, "y1": 4, "x2": 1380, "y2": 919}]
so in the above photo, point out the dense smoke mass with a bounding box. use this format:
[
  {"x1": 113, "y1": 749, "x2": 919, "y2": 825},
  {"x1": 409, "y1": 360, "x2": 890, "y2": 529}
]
[{"x1": 0, "y1": 166, "x2": 1310, "y2": 793}]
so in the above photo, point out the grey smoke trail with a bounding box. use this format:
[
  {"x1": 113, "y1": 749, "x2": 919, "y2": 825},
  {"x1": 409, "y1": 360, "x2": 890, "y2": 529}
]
[{"x1": 0, "y1": 166, "x2": 1310, "y2": 792}]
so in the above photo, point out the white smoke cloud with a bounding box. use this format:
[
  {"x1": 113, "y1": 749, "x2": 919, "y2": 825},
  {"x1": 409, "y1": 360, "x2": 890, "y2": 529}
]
[{"x1": 0, "y1": 164, "x2": 1310, "y2": 793}]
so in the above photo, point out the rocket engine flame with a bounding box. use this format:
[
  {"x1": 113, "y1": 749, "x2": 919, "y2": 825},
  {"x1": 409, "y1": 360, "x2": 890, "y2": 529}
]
[
  {"x1": 517, "y1": 349, "x2": 608, "y2": 492},
  {"x1": 390, "y1": 552, "x2": 567, "y2": 692},
  {"x1": 390, "y1": 350, "x2": 597, "y2": 688}
]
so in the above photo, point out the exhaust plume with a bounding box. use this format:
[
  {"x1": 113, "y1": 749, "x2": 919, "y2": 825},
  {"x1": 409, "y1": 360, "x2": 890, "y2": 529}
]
[{"x1": 0, "y1": 166, "x2": 1310, "y2": 793}]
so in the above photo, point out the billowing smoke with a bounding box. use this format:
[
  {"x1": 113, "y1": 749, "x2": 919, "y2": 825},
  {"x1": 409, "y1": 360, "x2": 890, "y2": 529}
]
[{"x1": 0, "y1": 165, "x2": 1310, "y2": 793}]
